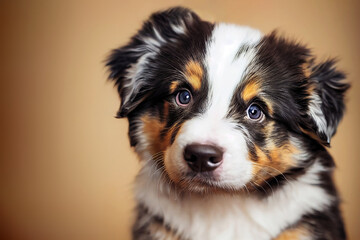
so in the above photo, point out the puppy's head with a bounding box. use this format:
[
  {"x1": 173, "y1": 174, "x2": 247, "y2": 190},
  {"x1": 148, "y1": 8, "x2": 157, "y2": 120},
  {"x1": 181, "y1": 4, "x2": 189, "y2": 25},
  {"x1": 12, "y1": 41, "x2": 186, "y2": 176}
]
[{"x1": 107, "y1": 7, "x2": 348, "y2": 194}]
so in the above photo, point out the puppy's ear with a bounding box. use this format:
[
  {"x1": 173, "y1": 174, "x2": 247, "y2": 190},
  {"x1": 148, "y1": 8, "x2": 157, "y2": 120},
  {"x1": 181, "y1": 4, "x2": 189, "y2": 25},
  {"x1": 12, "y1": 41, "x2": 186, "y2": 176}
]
[
  {"x1": 305, "y1": 59, "x2": 349, "y2": 145},
  {"x1": 106, "y1": 7, "x2": 201, "y2": 117}
]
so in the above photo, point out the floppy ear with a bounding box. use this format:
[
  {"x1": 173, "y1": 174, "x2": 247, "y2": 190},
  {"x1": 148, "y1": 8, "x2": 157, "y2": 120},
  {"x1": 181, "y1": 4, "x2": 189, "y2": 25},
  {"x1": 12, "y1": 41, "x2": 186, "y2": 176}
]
[
  {"x1": 106, "y1": 7, "x2": 201, "y2": 118},
  {"x1": 306, "y1": 59, "x2": 349, "y2": 145}
]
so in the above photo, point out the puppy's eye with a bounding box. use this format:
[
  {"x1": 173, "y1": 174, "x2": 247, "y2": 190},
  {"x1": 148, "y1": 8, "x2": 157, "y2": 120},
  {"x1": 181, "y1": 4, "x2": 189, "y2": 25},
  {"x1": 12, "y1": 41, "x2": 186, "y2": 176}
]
[
  {"x1": 247, "y1": 104, "x2": 263, "y2": 120},
  {"x1": 176, "y1": 89, "x2": 192, "y2": 106}
]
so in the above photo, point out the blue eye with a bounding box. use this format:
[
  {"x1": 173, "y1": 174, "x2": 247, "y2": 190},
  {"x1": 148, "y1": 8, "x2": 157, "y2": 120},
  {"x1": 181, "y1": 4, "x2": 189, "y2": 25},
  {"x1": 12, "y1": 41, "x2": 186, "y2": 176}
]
[
  {"x1": 176, "y1": 90, "x2": 192, "y2": 106},
  {"x1": 247, "y1": 104, "x2": 263, "y2": 120}
]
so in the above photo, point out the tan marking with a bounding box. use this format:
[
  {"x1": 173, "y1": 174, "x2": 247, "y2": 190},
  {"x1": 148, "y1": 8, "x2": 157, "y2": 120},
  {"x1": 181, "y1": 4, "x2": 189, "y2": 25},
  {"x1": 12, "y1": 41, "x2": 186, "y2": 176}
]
[
  {"x1": 306, "y1": 83, "x2": 316, "y2": 98},
  {"x1": 264, "y1": 121, "x2": 275, "y2": 138},
  {"x1": 242, "y1": 77, "x2": 275, "y2": 115},
  {"x1": 261, "y1": 97, "x2": 274, "y2": 115},
  {"x1": 149, "y1": 222, "x2": 180, "y2": 240},
  {"x1": 142, "y1": 115, "x2": 166, "y2": 156},
  {"x1": 269, "y1": 143, "x2": 297, "y2": 168},
  {"x1": 274, "y1": 226, "x2": 309, "y2": 240},
  {"x1": 251, "y1": 144, "x2": 268, "y2": 177},
  {"x1": 170, "y1": 81, "x2": 180, "y2": 93},
  {"x1": 141, "y1": 103, "x2": 173, "y2": 156},
  {"x1": 185, "y1": 60, "x2": 203, "y2": 90},
  {"x1": 163, "y1": 102, "x2": 169, "y2": 121},
  {"x1": 242, "y1": 80, "x2": 261, "y2": 102},
  {"x1": 249, "y1": 127, "x2": 299, "y2": 186},
  {"x1": 301, "y1": 62, "x2": 312, "y2": 78},
  {"x1": 142, "y1": 105, "x2": 185, "y2": 160},
  {"x1": 300, "y1": 126, "x2": 328, "y2": 146}
]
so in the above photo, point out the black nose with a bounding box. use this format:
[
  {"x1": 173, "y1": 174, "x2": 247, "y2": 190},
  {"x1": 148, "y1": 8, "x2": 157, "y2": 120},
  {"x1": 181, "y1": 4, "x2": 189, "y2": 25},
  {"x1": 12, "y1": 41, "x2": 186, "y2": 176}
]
[{"x1": 184, "y1": 144, "x2": 223, "y2": 172}]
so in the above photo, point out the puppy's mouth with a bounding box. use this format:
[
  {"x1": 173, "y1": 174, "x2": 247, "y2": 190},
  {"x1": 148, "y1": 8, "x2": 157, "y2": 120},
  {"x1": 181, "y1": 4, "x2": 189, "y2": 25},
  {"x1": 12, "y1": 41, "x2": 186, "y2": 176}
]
[
  {"x1": 183, "y1": 171, "x2": 220, "y2": 185},
  {"x1": 167, "y1": 161, "x2": 246, "y2": 194},
  {"x1": 174, "y1": 171, "x2": 249, "y2": 195},
  {"x1": 176, "y1": 173, "x2": 221, "y2": 192},
  {"x1": 163, "y1": 161, "x2": 229, "y2": 193}
]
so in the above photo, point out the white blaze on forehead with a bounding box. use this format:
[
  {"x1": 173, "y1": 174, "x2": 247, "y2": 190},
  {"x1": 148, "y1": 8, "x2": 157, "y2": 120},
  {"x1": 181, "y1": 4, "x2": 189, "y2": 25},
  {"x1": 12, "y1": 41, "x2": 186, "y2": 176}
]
[
  {"x1": 205, "y1": 24, "x2": 262, "y2": 118},
  {"x1": 165, "y1": 25, "x2": 263, "y2": 190}
]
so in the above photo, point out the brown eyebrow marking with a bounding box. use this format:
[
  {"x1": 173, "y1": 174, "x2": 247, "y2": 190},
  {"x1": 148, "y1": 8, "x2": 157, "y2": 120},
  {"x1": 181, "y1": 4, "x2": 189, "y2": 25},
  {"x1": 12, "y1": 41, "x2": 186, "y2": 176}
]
[
  {"x1": 170, "y1": 81, "x2": 180, "y2": 93},
  {"x1": 242, "y1": 80, "x2": 261, "y2": 102},
  {"x1": 241, "y1": 77, "x2": 274, "y2": 115},
  {"x1": 184, "y1": 60, "x2": 203, "y2": 90}
]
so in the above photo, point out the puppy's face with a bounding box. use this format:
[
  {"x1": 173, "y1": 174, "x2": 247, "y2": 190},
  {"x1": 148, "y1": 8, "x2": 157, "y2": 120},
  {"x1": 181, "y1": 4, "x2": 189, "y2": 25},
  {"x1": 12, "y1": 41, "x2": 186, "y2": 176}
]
[{"x1": 107, "y1": 8, "x2": 348, "y2": 194}]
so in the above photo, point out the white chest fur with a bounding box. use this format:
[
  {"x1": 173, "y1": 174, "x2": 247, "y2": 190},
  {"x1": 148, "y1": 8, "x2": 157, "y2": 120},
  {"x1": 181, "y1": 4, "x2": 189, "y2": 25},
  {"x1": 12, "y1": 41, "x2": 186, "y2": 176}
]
[{"x1": 134, "y1": 162, "x2": 331, "y2": 240}]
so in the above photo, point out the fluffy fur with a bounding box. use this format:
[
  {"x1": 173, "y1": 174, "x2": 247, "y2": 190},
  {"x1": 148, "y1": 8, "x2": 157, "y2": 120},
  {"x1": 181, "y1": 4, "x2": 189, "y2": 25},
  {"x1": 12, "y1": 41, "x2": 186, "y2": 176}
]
[{"x1": 106, "y1": 7, "x2": 349, "y2": 240}]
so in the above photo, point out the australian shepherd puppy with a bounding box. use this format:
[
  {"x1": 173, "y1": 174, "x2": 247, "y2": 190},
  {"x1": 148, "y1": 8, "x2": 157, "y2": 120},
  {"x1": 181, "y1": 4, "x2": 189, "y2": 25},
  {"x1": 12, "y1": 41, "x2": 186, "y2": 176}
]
[{"x1": 106, "y1": 7, "x2": 348, "y2": 240}]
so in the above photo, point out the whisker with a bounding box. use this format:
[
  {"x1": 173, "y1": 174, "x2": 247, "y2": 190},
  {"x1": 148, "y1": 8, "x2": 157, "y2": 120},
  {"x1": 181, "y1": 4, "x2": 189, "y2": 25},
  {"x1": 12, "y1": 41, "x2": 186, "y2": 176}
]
[
  {"x1": 242, "y1": 183, "x2": 250, "y2": 196},
  {"x1": 250, "y1": 180, "x2": 268, "y2": 194},
  {"x1": 251, "y1": 162, "x2": 293, "y2": 185}
]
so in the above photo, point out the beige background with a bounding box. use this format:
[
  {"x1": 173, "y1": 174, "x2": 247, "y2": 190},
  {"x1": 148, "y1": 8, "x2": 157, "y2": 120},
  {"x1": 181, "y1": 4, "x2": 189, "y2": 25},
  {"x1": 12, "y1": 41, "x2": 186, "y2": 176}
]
[{"x1": 0, "y1": 0, "x2": 359, "y2": 239}]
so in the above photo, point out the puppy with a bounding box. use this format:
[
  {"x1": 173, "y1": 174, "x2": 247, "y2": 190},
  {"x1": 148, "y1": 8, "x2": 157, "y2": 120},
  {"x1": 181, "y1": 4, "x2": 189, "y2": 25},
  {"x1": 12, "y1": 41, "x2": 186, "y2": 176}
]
[{"x1": 106, "y1": 7, "x2": 348, "y2": 240}]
